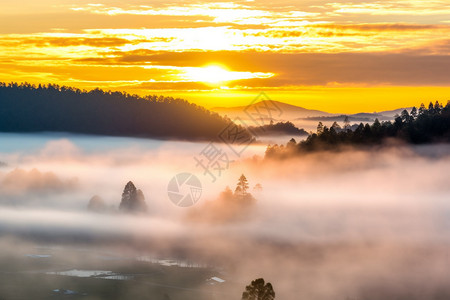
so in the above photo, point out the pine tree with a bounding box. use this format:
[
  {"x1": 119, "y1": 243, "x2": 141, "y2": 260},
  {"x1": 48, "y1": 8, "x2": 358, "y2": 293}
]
[
  {"x1": 119, "y1": 181, "x2": 148, "y2": 212},
  {"x1": 331, "y1": 121, "x2": 341, "y2": 131},
  {"x1": 317, "y1": 122, "x2": 324, "y2": 134},
  {"x1": 242, "y1": 278, "x2": 275, "y2": 300},
  {"x1": 235, "y1": 174, "x2": 249, "y2": 196},
  {"x1": 343, "y1": 116, "x2": 350, "y2": 131},
  {"x1": 434, "y1": 101, "x2": 442, "y2": 114},
  {"x1": 287, "y1": 138, "x2": 296, "y2": 149},
  {"x1": 372, "y1": 118, "x2": 381, "y2": 134},
  {"x1": 410, "y1": 106, "x2": 417, "y2": 119},
  {"x1": 120, "y1": 181, "x2": 136, "y2": 211},
  {"x1": 419, "y1": 103, "x2": 426, "y2": 115},
  {"x1": 401, "y1": 109, "x2": 410, "y2": 123},
  {"x1": 428, "y1": 102, "x2": 435, "y2": 114}
]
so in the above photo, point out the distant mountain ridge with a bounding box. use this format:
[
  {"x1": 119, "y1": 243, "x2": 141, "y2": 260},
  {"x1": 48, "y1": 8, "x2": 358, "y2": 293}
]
[
  {"x1": 213, "y1": 100, "x2": 332, "y2": 121},
  {"x1": 213, "y1": 100, "x2": 331, "y2": 116},
  {"x1": 212, "y1": 100, "x2": 412, "y2": 122},
  {"x1": 375, "y1": 107, "x2": 414, "y2": 118}
]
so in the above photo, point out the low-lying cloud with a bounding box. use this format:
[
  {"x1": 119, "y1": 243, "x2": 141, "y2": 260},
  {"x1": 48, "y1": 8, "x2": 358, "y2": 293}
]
[{"x1": 0, "y1": 133, "x2": 449, "y2": 299}]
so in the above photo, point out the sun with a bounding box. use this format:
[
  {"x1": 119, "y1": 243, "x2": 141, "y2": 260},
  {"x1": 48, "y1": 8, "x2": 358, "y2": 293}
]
[
  {"x1": 183, "y1": 64, "x2": 274, "y2": 85},
  {"x1": 184, "y1": 64, "x2": 236, "y2": 84}
]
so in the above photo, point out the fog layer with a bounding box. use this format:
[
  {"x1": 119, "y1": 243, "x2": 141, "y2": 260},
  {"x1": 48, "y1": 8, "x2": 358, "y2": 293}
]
[{"x1": 0, "y1": 133, "x2": 449, "y2": 299}]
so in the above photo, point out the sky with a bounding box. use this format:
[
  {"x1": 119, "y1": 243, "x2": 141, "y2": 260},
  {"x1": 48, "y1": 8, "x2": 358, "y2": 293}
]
[{"x1": 1, "y1": 0, "x2": 449, "y2": 113}]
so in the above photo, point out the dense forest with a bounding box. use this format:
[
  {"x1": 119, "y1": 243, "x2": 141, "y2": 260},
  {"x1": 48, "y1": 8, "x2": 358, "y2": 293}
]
[
  {"x1": 0, "y1": 82, "x2": 251, "y2": 141},
  {"x1": 266, "y1": 101, "x2": 450, "y2": 157},
  {"x1": 248, "y1": 121, "x2": 308, "y2": 136}
]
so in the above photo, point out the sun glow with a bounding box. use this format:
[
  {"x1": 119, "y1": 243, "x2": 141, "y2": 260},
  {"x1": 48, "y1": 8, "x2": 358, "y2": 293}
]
[
  {"x1": 183, "y1": 64, "x2": 274, "y2": 84},
  {"x1": 0, "y1": 0, "x2": 448, "y2": 111}
]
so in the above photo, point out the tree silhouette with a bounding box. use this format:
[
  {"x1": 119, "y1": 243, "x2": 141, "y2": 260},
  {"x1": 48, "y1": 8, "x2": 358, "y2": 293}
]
[
  {"x1": 235, "y1": 174, "x2": 249, "y2": 197},
  {"x1": 400, "y1": 109, "x2": 410, "y2": 123},
  {"x1": 331, "y1": 121, "x2": 341, "y2": 131},
  {"x1": 221, "y1": 186, "x2": 234, "y2": 199},
  {"x1": 287, "y1": 138, "x2": 297, "y2": 149},
  {"x1": 428, "y1": 101, "x2": 435, "y2": 114},
  {"x1": 242, "y1": 278, "x2": 275, "y2": 300},
  {"x1": 265, "y1": 101, "x2": 450, "y2": 156},
  {"x1": 253, "y1": 183, "x2": 263, "y2": 192},
  {"x1": 419, "y1": 103, "x2": 427, "y2": 115},
  {"x1": 435, "y1": 100, "x2": 442, "y2": 114},
  {"x1": 119, "y1": 181, "x2": 148, "y2": 213},
  {"x1": 410, "y1": 106, "x2": 418, "y2": 119},
  {"x1": 343, "y1": 116, "x2": 350, "y2": 130},
  {"x1": 317, "y1": 121, "x2": 324, "y2": 134},
  {"x1": 87, "y1": 195, "x2": 106, "y2": 212}
]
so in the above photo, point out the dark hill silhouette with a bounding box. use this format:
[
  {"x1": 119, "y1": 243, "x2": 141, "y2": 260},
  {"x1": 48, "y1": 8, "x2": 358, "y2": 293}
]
[
  {"x1": 212, "y1": 100, "x2": 331, "y2": 121},
  {"x1": 249, "y1": 121, "x2": 308, "y2": 136},
  {"x1": 213, "y1": 100, "x2": 330, "y2": 116},
  {"x1": 300, "y1": 114, "x2": 391, "y2": 123},
  {"x1": 0, "y1": 82, "x2": 251, "y2": 141}
]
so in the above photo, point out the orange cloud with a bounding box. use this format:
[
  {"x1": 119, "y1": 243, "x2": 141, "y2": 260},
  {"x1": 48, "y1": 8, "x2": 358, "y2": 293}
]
[
  {"x1": 0, "y1": 0, "x2": 448, "y2": 112},
  {"x1": 95, "y1": 50, "x2": 450, "y2": 86}
]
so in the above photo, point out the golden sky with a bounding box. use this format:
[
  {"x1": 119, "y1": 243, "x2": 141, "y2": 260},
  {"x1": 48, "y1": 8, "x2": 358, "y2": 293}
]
[{"x1": 1, "y1": 0, "x2": 449, "y2": 113}]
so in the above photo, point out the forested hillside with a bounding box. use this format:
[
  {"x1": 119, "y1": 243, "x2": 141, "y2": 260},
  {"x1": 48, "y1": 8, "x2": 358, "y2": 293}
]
[
  {"x1": 0, "y1": 83, "x2": 250, "y2": 141},
  {"x1": 266, "y1": 101, "x2": 450, "y2": 156}
]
